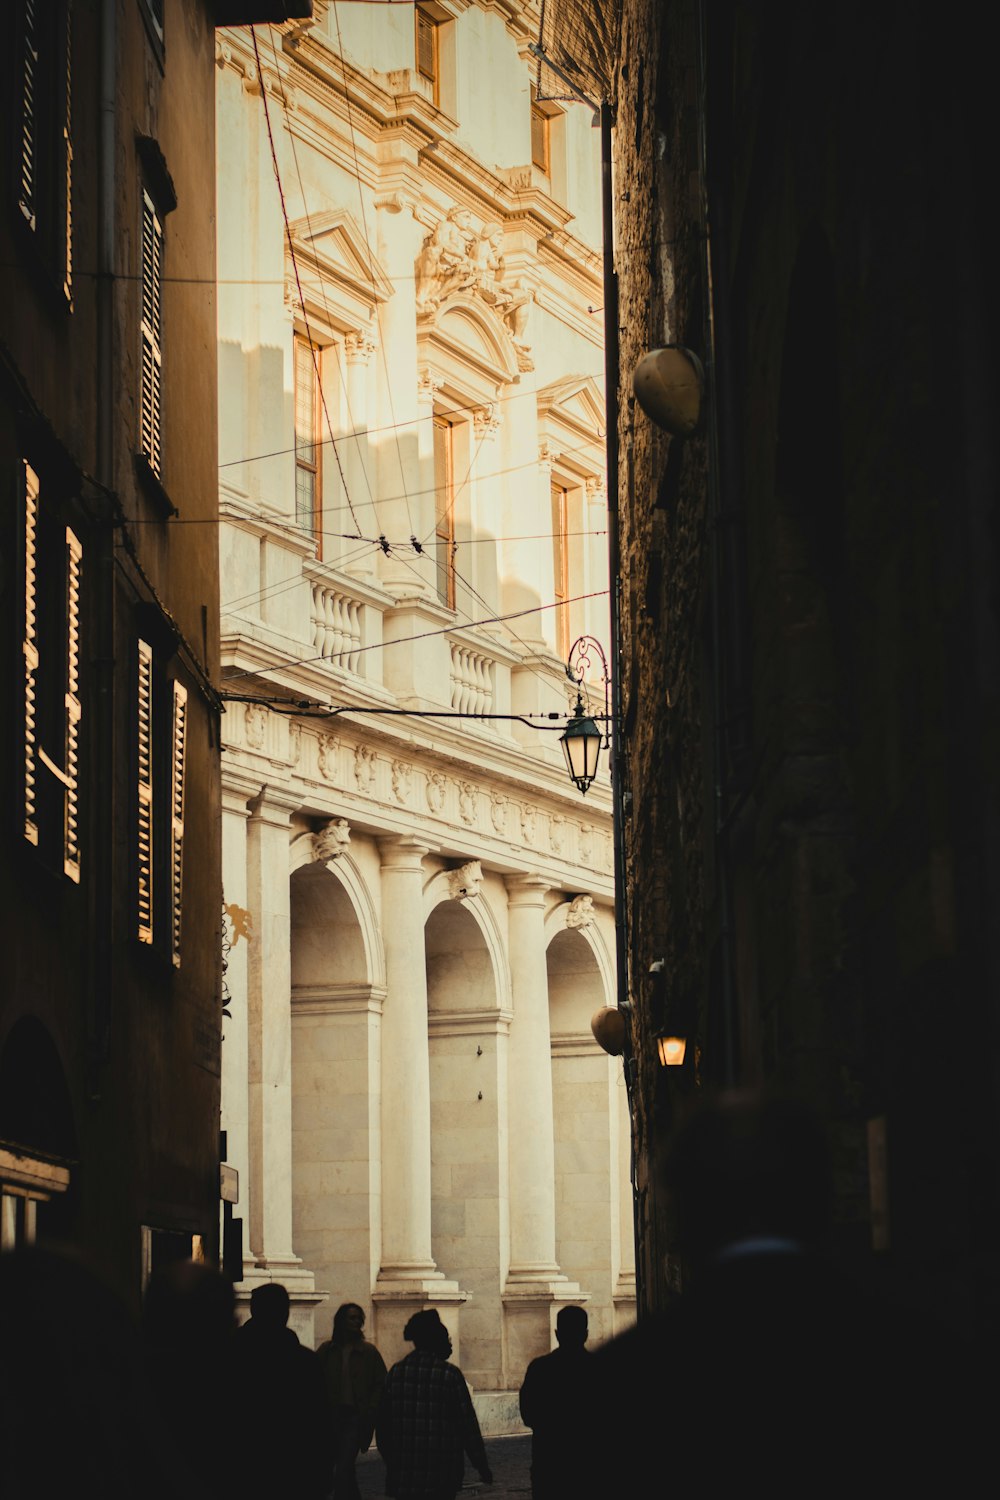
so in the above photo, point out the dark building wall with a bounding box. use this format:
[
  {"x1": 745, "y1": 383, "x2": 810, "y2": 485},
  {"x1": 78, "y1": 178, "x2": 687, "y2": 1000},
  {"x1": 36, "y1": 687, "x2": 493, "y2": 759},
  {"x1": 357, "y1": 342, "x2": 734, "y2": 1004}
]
[
  {"x1": 616, "y1": 0, "x2": 1000, "y2": 1323},
  {"x1": 0, "y1": 0, "x2": 226, "y2": 1312}
]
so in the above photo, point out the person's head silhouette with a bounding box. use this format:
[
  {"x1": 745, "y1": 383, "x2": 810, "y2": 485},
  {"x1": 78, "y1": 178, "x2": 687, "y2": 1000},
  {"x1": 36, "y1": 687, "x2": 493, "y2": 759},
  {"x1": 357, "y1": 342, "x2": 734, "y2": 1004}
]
[
  {"x1": 249, "y1": 1281, "x2": 290, "y2": 1332},
  {"x1": 555, "y1": 1305, "x2": 588, "y2": 1348}
]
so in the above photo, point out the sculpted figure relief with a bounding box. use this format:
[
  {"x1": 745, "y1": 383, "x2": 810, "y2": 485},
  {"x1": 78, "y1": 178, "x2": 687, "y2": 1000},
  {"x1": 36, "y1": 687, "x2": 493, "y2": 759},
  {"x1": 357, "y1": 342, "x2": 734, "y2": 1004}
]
[{"x1": 414, "y1": 207, "x2": 535, "y2": 368}]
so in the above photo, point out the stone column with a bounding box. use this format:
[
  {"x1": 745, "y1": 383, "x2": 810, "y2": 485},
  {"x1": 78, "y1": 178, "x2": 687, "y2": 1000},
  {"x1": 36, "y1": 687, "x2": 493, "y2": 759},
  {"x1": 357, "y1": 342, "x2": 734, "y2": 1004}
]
[
  {"x1": 503, "y1": 874, "x2": 580, "y2": 1380},
  {"x1": 243, "y1": 785, "x2": 320, "y2": 1335},
  {"x1": 342, "y1": 331, "x2": 376, "y2": 558},
  {"x1": 374, "y1": 836, "x2": 464, "y2": 1364},
  {"x1": 374, "y1": 198, "x2": 424, "y2": 592},
  {"x1": 220, "y1": 773, "x2": 258, "y2": 1279}
]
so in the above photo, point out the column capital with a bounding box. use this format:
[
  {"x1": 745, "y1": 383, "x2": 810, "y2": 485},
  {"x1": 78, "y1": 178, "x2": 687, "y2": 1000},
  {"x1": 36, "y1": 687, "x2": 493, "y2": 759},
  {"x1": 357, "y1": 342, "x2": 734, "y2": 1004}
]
[
  {"x1": 378, "y1": 834, "x2": 431, "y2": 872},
  {"x1": 247, "y1": 784, "x2": 300, "y2": 829},
  {"x1": 505, "y1": 872, "x2": 550, "y2": 906}
]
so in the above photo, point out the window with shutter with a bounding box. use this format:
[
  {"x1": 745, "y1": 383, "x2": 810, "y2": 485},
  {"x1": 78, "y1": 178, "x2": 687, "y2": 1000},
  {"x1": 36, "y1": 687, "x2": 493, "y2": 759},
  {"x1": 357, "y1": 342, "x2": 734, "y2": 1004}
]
[
  {"x1": 433, "y1": 416, "x2": 455, "y2": 609},
  {"x1": 552, "y1": 484, "x2": 569, "y2": 658},
  {"x1": 294, "y1": 335, "x2": 322, "y2": 546},
  {"x1": 23, "y1": 462, "x2": 40, "y2": 846},
  {"x1": 21, "y1": 460, "x2": 84, "y2": 878},
  {"x1": 137, "y1": 639, "x2": 155, "y2": 944},
  {"x1": 415, "y1": 7, "x2": 438, "y2": 100},
  {"x1": 169, "y1": 680, "x2": 187, "y2": 967},
  {"x1": 15, "y1": 1, "x2": 73, "y2": 302},
  {"x1": 531, "y1": 88, "x2": 550, "y2": 174},
  {"x1": 140, "y1": 190, "x2": 164, "y2": 478}
]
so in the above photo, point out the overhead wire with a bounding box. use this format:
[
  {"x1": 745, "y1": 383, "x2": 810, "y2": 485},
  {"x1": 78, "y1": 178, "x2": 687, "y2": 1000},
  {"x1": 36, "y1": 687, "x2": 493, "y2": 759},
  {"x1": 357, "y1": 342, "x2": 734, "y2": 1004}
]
[
  {"x1": 262, "y1": 22, "x2": 386, "y2": 541},
  {"x1": 249, "y1": 25, "x2": 363, "y2": 537}
]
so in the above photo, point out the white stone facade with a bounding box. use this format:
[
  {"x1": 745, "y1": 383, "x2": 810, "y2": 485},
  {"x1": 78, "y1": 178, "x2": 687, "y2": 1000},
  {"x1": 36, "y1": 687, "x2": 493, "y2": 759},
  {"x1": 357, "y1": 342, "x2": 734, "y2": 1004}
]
[{"x1": 216, "y1": 2, "x2": 634, "y2": 1411}]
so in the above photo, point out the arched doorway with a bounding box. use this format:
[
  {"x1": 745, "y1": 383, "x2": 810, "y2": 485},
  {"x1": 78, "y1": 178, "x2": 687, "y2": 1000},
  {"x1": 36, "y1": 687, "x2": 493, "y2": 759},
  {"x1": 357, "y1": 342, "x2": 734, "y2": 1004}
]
[
  {"x1": 425, "y1": 895, "x2": 503, "y2": 1391},
  {"x1": 290, "y1": 855, "x2": 381, "y2": 1323}
]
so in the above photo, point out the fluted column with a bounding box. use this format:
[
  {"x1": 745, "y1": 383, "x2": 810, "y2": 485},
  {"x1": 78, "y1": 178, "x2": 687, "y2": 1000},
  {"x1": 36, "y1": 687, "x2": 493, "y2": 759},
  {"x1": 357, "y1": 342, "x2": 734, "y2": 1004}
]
[
  {"x1": 221, "y1": 774, "x2": 257, "y2": 1276},
  {"x1": 375, "y1": 836, "x2": 464, "y2": 1362},
  {"x1": 470, "y1": 404, "x2": 502, "y2": 624}
]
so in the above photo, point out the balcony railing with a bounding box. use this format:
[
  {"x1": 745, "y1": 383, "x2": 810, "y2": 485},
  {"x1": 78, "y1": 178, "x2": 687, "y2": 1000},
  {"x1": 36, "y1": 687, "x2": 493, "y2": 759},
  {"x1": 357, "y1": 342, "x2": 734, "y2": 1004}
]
[
  {"x1": 449, "y1": 641, "x2": 495, "y2": 716},
  {"x1": 310, "y1": 581, "x2": 363, "y2": 675}
]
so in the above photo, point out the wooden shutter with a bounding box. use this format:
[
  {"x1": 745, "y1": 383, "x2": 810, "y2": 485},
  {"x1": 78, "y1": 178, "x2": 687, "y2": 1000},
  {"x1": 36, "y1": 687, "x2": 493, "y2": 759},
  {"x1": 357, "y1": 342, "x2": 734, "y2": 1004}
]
[
  {"x1": 294, "y1": 336, "x2": 320, "y2": 536},
  {"x1": 531, "y1": 93, "x2": 549, "y2": 173},
  {"x1": 552, "y1": 484, "x2": 569, "y2": 658},
  {"x1": 140, "y1": 191, "x2": 163, "y2": 477},
  {"x1": 169, "y1": 680, "x2": 187, "y2": 966},
  {"x1": 63, "y1": 525, "x2": 82, "y2": 881},
  {"x1": 18, "y1": 0, "x2": 39, "y2": 229},
  {"x1": 23, "y1": 462, "x2": 40, "y2": 846},
  {"x1": 137, "y1": 639, "x2": 154, "y2": 944},
  {"x1": 416, "y1": 8, "x2": 437, "y2": 89}
]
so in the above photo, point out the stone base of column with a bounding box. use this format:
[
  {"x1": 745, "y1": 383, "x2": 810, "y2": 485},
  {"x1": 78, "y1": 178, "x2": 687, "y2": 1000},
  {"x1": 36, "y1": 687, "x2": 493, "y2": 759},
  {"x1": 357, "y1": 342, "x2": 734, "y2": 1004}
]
[
  {"x1": 373, "y1": 1269, "x2": 467, "y2": 1369},
  {"x1": 613, "y1": 1269, "x2": 638, "y2": 1335},
  {"x1": 235, "y1": 1261, "x2": 327, "y2": 1347},
  {"x1": 502, "y1": 1272, "x2": 585, "y2": 1384}
]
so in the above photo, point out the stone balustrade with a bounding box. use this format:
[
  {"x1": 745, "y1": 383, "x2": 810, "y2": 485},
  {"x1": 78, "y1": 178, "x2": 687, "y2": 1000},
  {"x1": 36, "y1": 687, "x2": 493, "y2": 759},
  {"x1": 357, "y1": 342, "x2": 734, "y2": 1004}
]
[
  {"x1": 449, "y1": 640, "x2": 495, "y2": 716},
  {"x1": 309, "y1": 578, "x2": 363, "y2": 675}
]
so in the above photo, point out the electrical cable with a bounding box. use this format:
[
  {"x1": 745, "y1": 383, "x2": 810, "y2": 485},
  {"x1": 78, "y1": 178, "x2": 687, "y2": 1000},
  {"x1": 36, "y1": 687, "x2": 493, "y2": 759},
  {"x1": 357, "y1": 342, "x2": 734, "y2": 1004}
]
[{"x1": 249, "y1": 26, "x2": 363, "y2": 537}]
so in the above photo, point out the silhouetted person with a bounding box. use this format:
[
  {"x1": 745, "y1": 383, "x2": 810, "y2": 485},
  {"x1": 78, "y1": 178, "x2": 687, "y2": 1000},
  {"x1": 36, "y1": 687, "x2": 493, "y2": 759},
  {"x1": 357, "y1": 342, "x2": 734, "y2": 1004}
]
[
  {"x1": 589, "y1": 1092, "x2": 975, "y2": 1495},
  {"x1": 229, "y1": 1281, "x2": 328, "y2": 1499},
  {"x1": 143, "y1": 1258, "x2": 239, "y2": 1497},
  {"x1": 317, "y1": 1301, "x2": 387, "y2": 1499},
  {"x1": 518, "y1": 1305, "x2": 590, "y2": 1498},
  {"x1": 377, "y1": 1307, "x2": 492, "y2": 1499}
]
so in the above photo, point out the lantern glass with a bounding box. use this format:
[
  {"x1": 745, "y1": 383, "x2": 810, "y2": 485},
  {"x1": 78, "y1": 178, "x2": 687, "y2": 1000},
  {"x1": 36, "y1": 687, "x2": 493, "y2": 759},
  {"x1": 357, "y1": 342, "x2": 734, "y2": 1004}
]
[
  {"x1": 560, "y1": 712, "x2": 602, "y2": 793},
  {"x1": 657, "y1": 1035, "x2": 686, "y2": 1067}
]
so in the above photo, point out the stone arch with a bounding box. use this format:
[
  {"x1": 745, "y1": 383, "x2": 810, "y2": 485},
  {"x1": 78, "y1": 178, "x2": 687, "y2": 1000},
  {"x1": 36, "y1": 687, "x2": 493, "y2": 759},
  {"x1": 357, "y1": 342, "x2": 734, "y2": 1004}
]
[
  {"x1": 424, "y1": 293, "x2": 520, "y2": 391},
  {"x1": 543, "y1": 899, "x2": 615, "y2": 1032},
  {"x1": 290, "y1": 835, "x2": 385, "y2": 990},
  {"x1": 423, "y1": 871, "x2": 511, "y2": 1014}
]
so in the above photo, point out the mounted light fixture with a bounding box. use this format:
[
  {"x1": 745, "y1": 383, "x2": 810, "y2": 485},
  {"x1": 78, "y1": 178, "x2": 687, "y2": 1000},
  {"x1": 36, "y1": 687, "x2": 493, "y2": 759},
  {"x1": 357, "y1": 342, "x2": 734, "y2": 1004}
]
[
  {"x1": 632, "y1": 346, "x2": 704, "y2": 436},
  {"x1": 656, "y1": 1034, "x2": 687, "y2": 1067},
  {"x1": 560, "y1": 636, "x2": 612, "y2": 795}
]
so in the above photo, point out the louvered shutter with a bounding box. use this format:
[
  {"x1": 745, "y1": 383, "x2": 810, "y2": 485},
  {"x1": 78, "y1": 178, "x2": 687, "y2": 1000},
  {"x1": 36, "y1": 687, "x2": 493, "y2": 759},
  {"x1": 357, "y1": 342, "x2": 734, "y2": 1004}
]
[
  {"x1": 140, "y1": 191, "x2": 163, "y2": 477},
  {"x1": 416, "y1": 9, "x2": 436, "y2": 84},
  {"x1": 19, "y1": 0, "x2": 38, "y2": 230},
  {"x1": 170, "y1": 680, "x2": 187, "y2": 966},
  {"x1": 137, "y1": 639, "x2": 155, "y2": 943},
  {"x1": 63, "y1": 526, "x2": 82, "y2": 881},
  {"x1": 23, "y1": 462, "x2": 40, "y2": 845}
]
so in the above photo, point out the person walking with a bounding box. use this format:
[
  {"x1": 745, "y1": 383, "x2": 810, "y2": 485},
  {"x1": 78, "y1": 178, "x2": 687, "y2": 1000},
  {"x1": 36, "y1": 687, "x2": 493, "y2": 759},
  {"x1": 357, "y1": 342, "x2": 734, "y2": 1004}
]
[
  {"x1": 376, "y1": 1308, "x2": 492, "y2": 1500},
  {"x1": 518, "y1": 1305, "x2": 590, "y2": 1498},
  {"x1": 317, "y1": 1302, "x2": 387, "y2": 1500}
]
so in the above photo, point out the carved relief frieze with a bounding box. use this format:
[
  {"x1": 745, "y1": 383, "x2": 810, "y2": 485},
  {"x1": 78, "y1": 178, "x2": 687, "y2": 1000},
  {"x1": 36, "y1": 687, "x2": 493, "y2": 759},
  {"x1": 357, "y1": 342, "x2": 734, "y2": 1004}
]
[
  {"x1": 490, "y1": 790, "x2": 509, "y2": 836},
  {"x1": 245, "y1": 703, "x2": 267, "y2": 750},
  {"x1": 354, "y1": 744, "x2": 376, "y2": 794},
  {"x1": 458, "y1": 781, "x2": 479, "y2": 825},
  {"x1": 448, "y1": 860, "x2": 483, "y2": 901},
  {"x1": 288, "y1": 721, "x2": 302, "y2": 768},
  {"x1": 391, "y1": 759, "x2": 413, "y2": 805},
  {"x1": 426, "y1": 771, "x2": 447, "y2": 814},
  {"x1": 520, "y1": 803, "x2": 537, "y2": 845},
  {"x1": 550, "y1": 814, "x2": 565, "y2": 855},
  {"x1": 317, "y1": 734, "x2": 339, "y2": 782},
  {"x1": 578, "y1": 825, "x2": 593, "y2": 864},
  {"x1": 313, "y1": 818, "x2": 351, "y2": 862}
]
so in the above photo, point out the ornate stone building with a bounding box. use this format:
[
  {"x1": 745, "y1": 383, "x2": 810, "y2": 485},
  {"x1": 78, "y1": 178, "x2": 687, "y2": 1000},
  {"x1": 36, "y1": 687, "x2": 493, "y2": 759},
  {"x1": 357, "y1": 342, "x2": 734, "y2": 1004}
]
[{"x1": 215, "y1": 1, "x2": 632, "y2": 1422}]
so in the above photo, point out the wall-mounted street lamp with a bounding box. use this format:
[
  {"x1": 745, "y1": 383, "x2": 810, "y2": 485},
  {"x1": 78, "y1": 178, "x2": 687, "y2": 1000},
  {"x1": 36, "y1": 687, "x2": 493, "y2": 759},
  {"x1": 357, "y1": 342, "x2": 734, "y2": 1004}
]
[{"x1": 560, "y1": 635, "x2": 612, "y2": 795}]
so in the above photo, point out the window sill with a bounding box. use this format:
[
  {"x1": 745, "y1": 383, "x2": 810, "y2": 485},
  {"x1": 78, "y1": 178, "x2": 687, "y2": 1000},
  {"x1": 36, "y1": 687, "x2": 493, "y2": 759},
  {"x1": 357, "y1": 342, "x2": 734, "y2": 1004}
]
[{"x1": 133, "y1": 453, "x2": 178, "y2": 518}]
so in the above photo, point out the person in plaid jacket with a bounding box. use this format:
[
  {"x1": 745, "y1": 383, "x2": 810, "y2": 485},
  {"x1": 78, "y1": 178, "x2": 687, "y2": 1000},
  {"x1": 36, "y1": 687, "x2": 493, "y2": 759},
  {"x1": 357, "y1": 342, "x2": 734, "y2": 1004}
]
[{"x1": 376, "y1": 1308, "x2": 493, "y2": 1499}]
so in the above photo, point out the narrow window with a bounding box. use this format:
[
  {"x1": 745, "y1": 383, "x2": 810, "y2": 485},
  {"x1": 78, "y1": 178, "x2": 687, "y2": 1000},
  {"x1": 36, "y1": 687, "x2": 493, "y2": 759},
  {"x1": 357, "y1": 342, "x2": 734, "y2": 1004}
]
[
  {"x1": 137, "y1": 638, "x2": 155, "y2": 945},
  {"x1": 530, "y1": 86, "x2": 550, "y2": 174},
  {"x1": 23, "y1": 462, "x2": 40, "y2": 846},
  {"x1": 140, "y1": 190, "x2": 164, "y2": 478},
  {"x1": 63, "y1": 525, "x2": 82, "y2": 881},
  {"x1": 433, "y1": 415, "x2": 455, "y2": 609},
  {"x1": 415, "y1": 6, "x2": 439, "y2": 102},
  {"x1": 552, "y1": 483, "x2": 569, "y2": 658},
  {"x1": 169, "y1": 680, "x2": 187, "y2": 967},
  {"x1": 62, "y1": 5, "x2": 73, "y2": 300},
  {"x1": 294, "y1": 335, "x2": 322, "y2": 547},
  {"x1": 18, "y1": 0, "x2": 39, "y2": 230}
]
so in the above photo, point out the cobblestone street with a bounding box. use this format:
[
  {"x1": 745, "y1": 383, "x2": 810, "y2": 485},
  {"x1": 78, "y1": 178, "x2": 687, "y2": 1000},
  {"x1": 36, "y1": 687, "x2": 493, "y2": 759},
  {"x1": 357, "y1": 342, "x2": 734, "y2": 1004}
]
[{"x1": 357, "y1": 1433, "x2": 532, "y2": 1499}]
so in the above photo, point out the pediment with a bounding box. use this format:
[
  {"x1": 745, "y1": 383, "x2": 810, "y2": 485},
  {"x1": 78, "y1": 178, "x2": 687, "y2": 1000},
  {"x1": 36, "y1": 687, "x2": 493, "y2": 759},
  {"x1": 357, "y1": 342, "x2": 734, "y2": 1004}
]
[
  {"x1": 288, "y1": 208, "x2": 394, "y2": 308},
  {"x1": 419, "y1": 293, "x2": 520, "y2": 393},
  {"x1": 537, "y1": 374, "x2": 606, "y2": 440}
]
